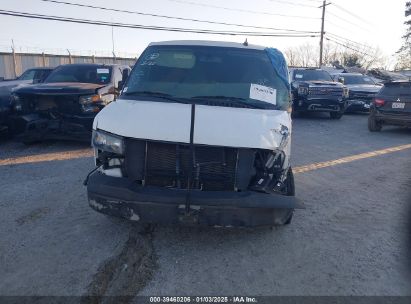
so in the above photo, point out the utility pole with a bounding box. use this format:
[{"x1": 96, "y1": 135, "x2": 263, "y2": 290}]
[
  {"x1": 111, "y1": 21, "x2": 116, "y2": 63},
  {"x1": 319, "y1": 0, "x2": 331, "y2": 68},
  {"x1": 11, "y1": 39, "x2": 18, "y2": 78},
  {"x1": 67, "y1": 49, "x2": 72, "y2": 64}
]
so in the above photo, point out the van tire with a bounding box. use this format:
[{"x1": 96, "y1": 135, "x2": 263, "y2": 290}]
[{"x1": 274, "y1": 168, "x2": 295, "y2": 226}]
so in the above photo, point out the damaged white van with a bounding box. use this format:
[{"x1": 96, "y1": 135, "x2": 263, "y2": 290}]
[{"x1": 85, "y1": 40, "x2": 302, "y2": 227}]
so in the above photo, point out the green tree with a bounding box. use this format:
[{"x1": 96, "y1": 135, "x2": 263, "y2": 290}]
[{"x1": 396, "y1": 1, "x2": 411, "y2": 69}]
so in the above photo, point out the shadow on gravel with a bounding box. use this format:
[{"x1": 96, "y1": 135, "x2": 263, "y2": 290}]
[
  {"x1": 81, "y1": 224, "x2": 157, "y2": 304},
  {"x1": 0, "y1": 140, "x2": 93, "y2": 166},
  {"x1": 380, "y1": 127, "x2": 411, "y2": 135},
  {"x1": 343, "y1": 112, "x2": 369, "y2": 116},
  {"x1": 293, "y1": 112, "x2": 332, "y2": 120},
  {"x1": 0, "y1": 139, "x2": 90, "y2": 152}
]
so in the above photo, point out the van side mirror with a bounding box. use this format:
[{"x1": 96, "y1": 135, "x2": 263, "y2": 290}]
[
  {"x1": 118, "y1": 69, "x2": 130, "y2": 90},
  {"x1": 33, "y1": 78, "x2": 42, "y2": 84},
  {"x1": 122, "y1": 69, "x2": 129, "y2": 82},
  {"x1": 337, "y1": 77, "x2": 344, "y2": 84}
]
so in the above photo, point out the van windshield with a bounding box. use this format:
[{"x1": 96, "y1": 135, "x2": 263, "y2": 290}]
[{"x1": 122, "y1": 45, "x2": 290, "y2": 110}]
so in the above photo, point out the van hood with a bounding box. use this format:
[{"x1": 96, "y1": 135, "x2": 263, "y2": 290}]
[{"x1": 93, "y1": 99, "x2": 291, "y2": 150}]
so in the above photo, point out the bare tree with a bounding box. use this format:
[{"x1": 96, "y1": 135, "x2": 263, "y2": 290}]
[
  {"x1": 284, "y1": 47, "x2": 299, "y2": 67},
  {"x1": 283, "y1": 41, "x2": 388, "y2": 70},
  {"x1": 284, "y1": 43, "x2": 318, "y2": 67}
]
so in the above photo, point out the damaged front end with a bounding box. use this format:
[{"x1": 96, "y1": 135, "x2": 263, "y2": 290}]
[
  {"x1": 10, "y1": 92, "x2": 110, "y2": 143},
  {"x1": 86, "y1": 128, "x2": 301, "y2": 227}
]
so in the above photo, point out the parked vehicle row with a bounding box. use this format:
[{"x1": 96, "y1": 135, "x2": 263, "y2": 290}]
[{"x1": 2, "y1": 61, "x2": 405, "y2": 140}]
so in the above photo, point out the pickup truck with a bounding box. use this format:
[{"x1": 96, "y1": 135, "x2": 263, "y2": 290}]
[
  {"x1": 291, "y1": 68, "x2": 348, "y2": 119},
  {"x1": 85, "y1": 40, "x2": 302, "y2": 227},
  {"x1": 10, "y1": 63, "x2": 130, "y2": 143}
]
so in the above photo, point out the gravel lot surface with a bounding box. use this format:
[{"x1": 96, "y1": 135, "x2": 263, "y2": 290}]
[{"x1": 0, "y1": 112, "x2": 410, "y2": 300}]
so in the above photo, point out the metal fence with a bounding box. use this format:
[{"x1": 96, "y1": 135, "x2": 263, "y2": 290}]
[{"x1": 0, "y1": 51, "x2": 137, "y2": 80}]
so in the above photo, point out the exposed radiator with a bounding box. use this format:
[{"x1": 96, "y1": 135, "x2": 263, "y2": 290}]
[{"x1": 125, "y1": 139, "x2": 255, "y2": 192}]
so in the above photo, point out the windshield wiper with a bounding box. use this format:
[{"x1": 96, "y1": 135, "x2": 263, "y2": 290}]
[
  {"x1": 124, "y1": 90, "x2": 172, "y2": 97},
  {"x1": 123, "y1": 90, "x2": 190, "y2": 104},
  {"x1": 191, "y1": 95, "x2": 268, "y2": 109}
]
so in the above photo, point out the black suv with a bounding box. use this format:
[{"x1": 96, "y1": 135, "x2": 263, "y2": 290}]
[
  {"x1": 10, "y1": 63, "x2": 130, "y2": 142},
  {"x1": 291, "y1": 68, "x2": 348, "y2": 119},
  {"x1": 368, "y1": 81, "x2": 411, "y2": 131}
]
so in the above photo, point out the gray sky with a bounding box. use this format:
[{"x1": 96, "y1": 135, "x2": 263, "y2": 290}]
[{"x1": 0, "y1": 0, "x2": 407, "y2": 65}]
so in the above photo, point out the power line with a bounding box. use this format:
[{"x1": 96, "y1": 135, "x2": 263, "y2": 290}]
[
  {"x1": 327, "y1": 32, "x2": 375, "y2": 51},
  {"x1": 331, "y1": 3, "x2": 374, "y2": 27},
  {"x1": 327, "y1": 35, "x2": 372, "y2": 53},
  {"x1": 326, "y1": 20, "x2": 374, "y2": 47},
  {"x1": 325, "y1": 37, "x2": 369, "y2": 56},
  {"x1": 267, "y1": 0, "x2": 317, "y2": 8},
  {"x1": 327, "y1": 10, "x2": 372, "y2": 33},
  {"x1": 166, "y1": 0, "x2": 320, "y2": 19},
  {"x1": 39, "y1": 0, "x2": 319, "y2": 34},
  {"x1": 0, "y1": 9, "x2": 320, "y2": 37},
  {"x1": 327, "y1": 34, "x2": 371, "y2": 50},
  {"x1": 326, "y1": 19, "x2": 352, "y2": 33}
]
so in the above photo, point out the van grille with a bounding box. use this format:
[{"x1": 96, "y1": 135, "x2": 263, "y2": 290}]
[{"x1": 125, "y1": 139, "x2": 239, "y2": 191}]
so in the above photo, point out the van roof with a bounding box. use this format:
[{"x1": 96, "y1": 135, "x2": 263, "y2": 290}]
[{"x1": 148, "y1": 40, "x2": 266, "y2": 51}]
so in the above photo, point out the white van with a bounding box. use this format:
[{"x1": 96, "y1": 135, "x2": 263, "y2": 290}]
[{"x1": 85, "y1": 40, "x2": 302, "y2": 227}]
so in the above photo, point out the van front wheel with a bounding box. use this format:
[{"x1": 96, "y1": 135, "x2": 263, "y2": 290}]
[{"x1": 273, "y1": 168, "x2": 295, "y2": 226}]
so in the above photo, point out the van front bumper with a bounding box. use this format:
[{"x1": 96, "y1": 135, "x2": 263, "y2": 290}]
[{"x1": 87, "y1": 173, "x2": 303, "y2": 227}]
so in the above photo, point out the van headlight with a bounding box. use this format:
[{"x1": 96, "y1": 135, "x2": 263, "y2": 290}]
[{"x1": 92, "y1": 130, "x2": 124, "y2": 155}]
